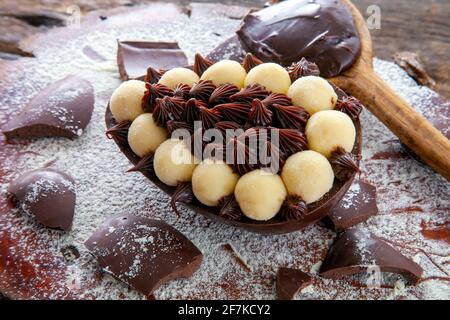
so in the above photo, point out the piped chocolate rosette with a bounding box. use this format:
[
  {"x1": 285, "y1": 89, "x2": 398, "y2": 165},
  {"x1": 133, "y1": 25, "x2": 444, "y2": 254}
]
[{"x1": 106, "y1": 53, "x2": 362, "y2": 232}]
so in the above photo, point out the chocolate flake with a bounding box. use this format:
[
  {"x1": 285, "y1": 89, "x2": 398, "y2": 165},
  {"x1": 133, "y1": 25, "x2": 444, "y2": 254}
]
[
  {"x1": 127, "y1": 153, "x2": 156, "y2": 178},
  {"x1": 329, "y1": 146, "x2": 360, "y2": 181},
  {"x1": 326, "y1": 180, "x2": 378, "y2": 231},
  {"x1": 193, "y1": 53, "x2": 214, "y2": 76},
  {"x1": 219, "y1": 195, "x2": 243, "y2": 221},
  {"x1": 320, "y1": 227, "x2": 423, "y2": 283},
  {"x1": 214, "y1": 102, "x2": 250, "y2": 124},
  {"x1": 335, "y1": 96, "x2": 363, "y2": 121},
  {"x1": 209, "y1": 84, "x2": 239, "y2": 106},
  {"x1": 117, "y1": 41, "x2": 188, "y2": 80},
  {"x1": 276, "y1": 268, "x2": 312, "y2": 300},
  {"x1": 241, "y1": 52, "x2": 263, "y2": 72},
  {"x1": 287, "y1": 57, "x2": 320, "y2": 81},
  {"x1": 272, "y1": 104, "x2": 309, "y2": 130},
  {"x1": 105, "y1": 120, "x2": 131, "y2": 145},
  {"x1": 248, "y1": 99, "x2": 273, "y2": 126},
  {"x1": 7, "y1": 168, "x2": 76, "y2": 231},
  {"x1": 230, "y1": 84, "x2": 269, "y2": 103},
  {"x1": 189, "y1": 80, "x2": 216, "y2": 102},
  {"x1": 280, "y1": 195, "x2": 308, "y2": 221},
  {"x1": 171, "y1": 182, "x2": 195, "y2": 216},
  {"x1": 142, "y1": 83, "x2": 172, "y2": 113},
  {"x1": 85, "y1": 214, "x2": 202, "y2": 296},
  {"x1": 2, "y1": 75, "x2": 94, "y2": 140}
]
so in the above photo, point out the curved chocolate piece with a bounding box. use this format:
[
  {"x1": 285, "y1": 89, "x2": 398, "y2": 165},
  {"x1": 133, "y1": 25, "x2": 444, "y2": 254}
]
[
  {"x1": 2, "y1": 75, "x2": 94, "y2": 140},
  {"x1": 236, "y1": 0, "x2": 361, "y2": 77},
  {"x1": 320, "y1": 228, "x2": 423, "y2": 283},
  {"x1": 276, "y1": 268, "x2": 312, "y2": 300},
  {"x1": 325, "y1": 180, "x2": 378, "y2": 231},
  {"x1": 85, "y1": 214, "x2": 203, "y2": 296},
  {"x1": 117, "y1": 41, "x2": 188, "y2": 80},
  {"x1": 7, "y1": 168, "x2": 76, "y2": 231}
]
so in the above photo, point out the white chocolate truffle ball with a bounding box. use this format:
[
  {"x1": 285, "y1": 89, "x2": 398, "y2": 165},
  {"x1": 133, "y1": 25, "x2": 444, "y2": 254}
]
[
  {"x1": 110, "y1": 80, "x2": 146, "y2": 122},
  {"x1": 287, "y1": 76, "x2": 338, "y2": 115},
  {"x1": 200, "y1": 60, "x2": 247, "y2": 88},
  {"x1": 305, "y1": 110, "x2": 356, "y2": 157},
  {"x1": 244, "y1": 63, "x2": 291, "y2": 94},
  {"x1": 192, "y1": 159, "x2": 239, "y2": 206},
  {"x1": 281, "y1": 150, "x2": 334, "y2": 204},
  {"x1": 158, "y1": 68, "x2": 200, "y2": 89},
  {"x1": 127, "y1": 113, "x2": 167, "y2": 157},
  {"x1": 234, "y1": 169, "x2": 287, "y2": 221},
  {"x1": 154, "y1": 139, "x2": 197, "y2": 186}
]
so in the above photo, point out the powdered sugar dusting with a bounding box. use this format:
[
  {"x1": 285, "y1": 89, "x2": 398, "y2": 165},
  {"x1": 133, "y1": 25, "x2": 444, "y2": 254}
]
[{"x1": 0, "y1": 3, "x2": 448, "y2": 300}]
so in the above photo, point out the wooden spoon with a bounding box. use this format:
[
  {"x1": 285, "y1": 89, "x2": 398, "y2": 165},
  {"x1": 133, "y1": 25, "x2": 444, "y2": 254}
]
[{"x1": 331, "y1": 0, "x2": 450, "y2": 181}]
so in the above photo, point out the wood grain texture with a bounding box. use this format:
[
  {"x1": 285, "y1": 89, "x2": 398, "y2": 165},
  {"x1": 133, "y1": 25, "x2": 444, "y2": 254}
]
[{"x1": 332, "y1": 0, "x2": 450, "y2": 181}]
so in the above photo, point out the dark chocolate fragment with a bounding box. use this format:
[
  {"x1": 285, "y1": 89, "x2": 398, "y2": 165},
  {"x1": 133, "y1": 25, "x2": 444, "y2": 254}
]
[
  {"x1": 117, "y1": 41, "x2": 188, "y2": 80},
  {"x1": 85, "y1": 214, "x2": 203, "y2": 296},
  {"x1": 236, "y1": 0, "x2": 361, "y2": 77},
  {"x1": 206, "y1": 35, "x2": 246, "y2": 63},
  {"x1": 326, "y1": 180, "x2": 378, "y2": 231},
  {"x1": 276, "y1": 268, "x2": 312, "y2": 300},
  {"x1": 7, "y1": 168, "x2": 76, "y2": 231},
  {"x1": 2, "y1": 75, "x2": 94, "y2": 140},
  {"x1": 320, "y1": 227, "x2": 423, "y2": 283},
  {"x1": 393, "y1": 51, "x2": 436, "y2": 88}
]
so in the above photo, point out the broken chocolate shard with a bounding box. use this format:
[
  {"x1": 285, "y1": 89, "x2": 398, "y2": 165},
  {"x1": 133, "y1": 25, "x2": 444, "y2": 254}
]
[
  {"x1": 326, "y1": 180, "x2": 378, "y2": 231},
  {"x1": 117, "y1": 41, "x2": 188, "y2": 80},
  {"x1": 106, "y1": 120, "x2": 131, "y2": 145},
  {"x1": 7, "y1": 168, "x2": 76, "y2": 231},
  {"x1": 393, "y1": 51, "x2": 436, "y2": 88},
  {"x1": 85, "y1": 214, "x2": 203, "y2": 296},
  {"x1": 206, "y1": 35, "x2": 246, "y2": 63},
  {"x1": 320, "y1": 227, "x2": 423, "y2": 283},
  {"x1": 235, "y1": 0, "x2": 361, "y2": 77},
  {"x1": 127, "y1": 153, "x2": 156, "y2": 177},
  {"x1": 193, "y1": 53, "x2": 214, "y2": 76},
  {"x1": 171, "y1": 182, "x2": 195, "y2": 216},
  {"x1": 276, "y1": 268, "x2": 312, "y2": 300},
  {"x1": 2, "y1": 75, "x2": 94, "y2": 140}
]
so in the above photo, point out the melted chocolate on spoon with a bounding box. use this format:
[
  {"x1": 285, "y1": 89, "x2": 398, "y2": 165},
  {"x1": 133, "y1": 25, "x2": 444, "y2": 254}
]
[{"x1": 236, "y1": 0, "x2": 361, "y2": 77}]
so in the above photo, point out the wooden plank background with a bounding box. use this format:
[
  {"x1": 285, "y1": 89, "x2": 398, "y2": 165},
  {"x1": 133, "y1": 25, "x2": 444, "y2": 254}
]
[{"x1": 1, "y1": 0, "x2": 449, "y2": 98}]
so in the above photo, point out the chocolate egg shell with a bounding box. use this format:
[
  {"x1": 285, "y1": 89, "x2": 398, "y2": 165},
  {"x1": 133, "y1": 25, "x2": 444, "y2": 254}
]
[
  {"x1": 105, "y1": 82, "x2": 362, "y2": 234},
  {"x1": 85, "y1": 214, "x2": 203, "y2": 296},
  {"x1": 2, "y1": 75, "x2": 94, "y2": 140},
  {"x1": 7, "y1": 168, "x2": 76, "y2": 231}
]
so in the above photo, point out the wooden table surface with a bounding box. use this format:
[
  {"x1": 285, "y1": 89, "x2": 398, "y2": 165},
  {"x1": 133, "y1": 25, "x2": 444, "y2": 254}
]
[{"x1": 0, "y1": 0, "x2": 449, "y2": 98}]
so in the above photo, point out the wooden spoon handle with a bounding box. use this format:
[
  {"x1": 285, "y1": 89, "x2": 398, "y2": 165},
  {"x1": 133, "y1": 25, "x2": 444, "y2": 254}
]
[{"x1": 339, "y1": 69, "x2": 450, "y2": 181}]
